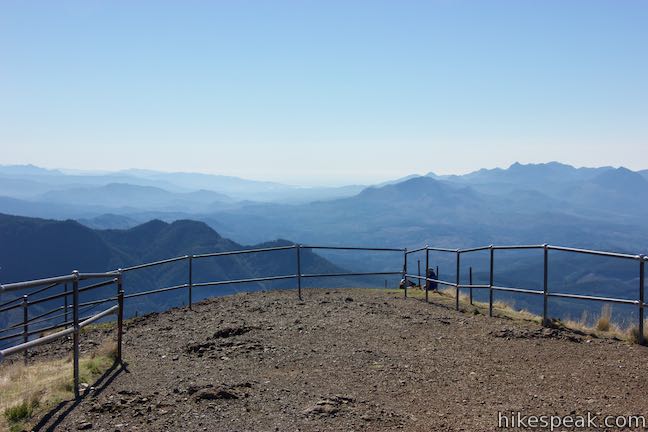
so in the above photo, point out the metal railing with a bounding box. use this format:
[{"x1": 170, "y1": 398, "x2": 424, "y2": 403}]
[
  {"x1": 1, "y1": 242, "x2": 646, "y2": 400},
  {"x1": 403, "y1": 244, "x2": 647, "y2": 344},
  {"x1": 0, "y1": 270, "x2": 123, "y2": 399}
]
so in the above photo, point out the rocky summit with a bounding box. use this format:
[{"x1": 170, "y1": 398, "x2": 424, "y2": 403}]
[{"x1": 31, "y1": 289, "x2": 648, "y2": 431}]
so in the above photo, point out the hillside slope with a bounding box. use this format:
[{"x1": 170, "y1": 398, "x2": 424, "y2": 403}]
[{"x1": 0, "y1": 214, "x2": 346, "y2": 329}]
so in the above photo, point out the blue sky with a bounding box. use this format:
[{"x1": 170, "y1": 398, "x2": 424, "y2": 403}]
[{"x1": 1, "y1": 1, "x2": 646, "y2": 185}]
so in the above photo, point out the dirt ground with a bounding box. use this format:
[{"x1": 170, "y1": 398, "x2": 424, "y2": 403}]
[{"x1": 24, "y1": 288, "x2": 648, "y2": 431}]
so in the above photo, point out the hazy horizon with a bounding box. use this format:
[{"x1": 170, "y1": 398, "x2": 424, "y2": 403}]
[
  {"x1": 1, "y1": 159, "x2": 644, "y2": 188},
  {"x1": 2, "y1": 1, "x2": 646, "y2": 185}
]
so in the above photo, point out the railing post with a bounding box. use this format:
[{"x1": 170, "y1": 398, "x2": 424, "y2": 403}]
[
  {"x1": 425, "y1": 246, "x2": 429, "y2": 303},
  {"x1": 417, "y1": 260, "x2": 421, "y2": 288},
  {"x1": 188, "y1": 255, "x2": 193, "y2": 310},
  {"x1": 455, "y1": 250, "x2": 460, "y2": 311},
  {"x1": 489, "y1": 245, "x2": 494, "y2": 317},
  {"x1": 639, "y1": 256, "x2": 645, "y2": 345},
  {"x1": 117, "y1": 272, "x2": 124, "y2": 363},
  {"x1": 296, "y1": 244, "x2": 302, "y2": 301},
  {"x1": 543, "y1": 244, "x2": 549, "y2": 326},
  {"x1": 22, "y1": 295, "x2": 28, "y2": 365},
  {"x1": 469, "y1": 266, "x2": 473, "y2": 305},
  {"x1": 64, "y1": 283, "x2": 69, "y2": 328},
  {"x1": 72, "y1": 270, "x2": 80, "y2": 399},
  {"x1": 403, "y1": 249, "x2": 408, "y2": 298}
]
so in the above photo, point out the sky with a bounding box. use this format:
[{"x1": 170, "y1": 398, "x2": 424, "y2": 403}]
[{"x1": 1, "y1": 1, "x2": 647, "y2": 186}]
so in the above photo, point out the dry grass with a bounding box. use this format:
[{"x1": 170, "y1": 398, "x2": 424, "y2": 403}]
[
  {"x1": 398, "y1": 286, "x2": 645, "y2": 343},
  {"x1": 0, "y1": 356, "x2": 72, "y2": 431},
  {"x1": 596, "y1": 304, "x2": 612, "y2": 331},
  {"x1": 559, "y1": 304, "x2": 639, "y2": 342},
  {"x1": 0, "y1": 339, "x2": 117, "y2": 431},
  {"x1": 626, "y1": 320, "x2": 648, "y2": 344},
  {"x1": 431, "y1": 286, "x2": 541, "y2": 323}
]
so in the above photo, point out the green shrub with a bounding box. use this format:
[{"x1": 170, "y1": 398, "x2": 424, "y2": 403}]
[{"x1": 4, "y1": 396, "x2": 39, "y2": 423}]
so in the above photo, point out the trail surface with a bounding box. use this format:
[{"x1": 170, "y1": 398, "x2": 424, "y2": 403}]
[{"x1": 36, "y1": 289, "x2": 648, "y2": 431}]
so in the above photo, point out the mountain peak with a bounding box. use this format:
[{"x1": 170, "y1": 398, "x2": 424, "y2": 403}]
[
  {"x1": 169, "y1": 219, "x2": 222, "y2": 239},
  {"x1": 507, "y1": 161, "x2": 573, "y2": 171},
  {"x1": 592, "y1": 167, "x2": 647, "y2": 190},
  {"x1": 0, "y1": 164, "x2": 62, "y2": 176},
  {"x1": 361, "y1": 176, "x2": 442, "y2": 196},
  {"x1": 355, "y1": 176, "x2": 476, "y2": 205},
  {"x1": 124, "y1": 219, "x2": 169, "y2": 235}
]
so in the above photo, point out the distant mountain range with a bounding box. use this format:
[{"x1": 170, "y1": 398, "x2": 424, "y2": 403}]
[
  {"x1": 0, "y1": 164, "x2": 365, "y2": 205},
  {"x1": 40, "y1": 183, "x2": 235, "y2": 212},
  {"x1": 202, "y1": 164, "x2": 648, "y2": 253},
  {"x1": 1, "y1": 162, "x2": 647, "y2": 252},
  {"x1": 2, "y1": 158, "x2": 648, "y2": 328}
]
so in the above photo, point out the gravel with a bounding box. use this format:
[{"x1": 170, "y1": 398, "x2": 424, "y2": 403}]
[{"x1": 30, "y1": 289, "x2": 648, "y2": 431}]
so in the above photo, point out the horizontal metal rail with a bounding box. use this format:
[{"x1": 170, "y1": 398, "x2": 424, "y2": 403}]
[
  {"x1": 0, "y1": 326, "x2": 74, "y2": 360},
  {"x1": 26, "y1": 279, "x2": 115, "y2": 307},
  {"x1": 1, "y1": 297, "x2": 116, "y2": 336},
  {"x1": 79, "y1": 305, "x2": 119, "y2": 328},
  {"x1": 2, "y1": 305, "x2": 65, "y2": 332},
  {"x1": 302, "y1": 245, "x2": 404, "y2": 252},
  {"x1": 0, "y1": 270, "x2": 118, "y2": 294},
  {"x1": 26, "y1": 316, "x2": 86, "y2": 338},
  {"x1": 26, "y1": 303, "x2": 113, "y2": 337},
  {"x1": 22, "y1": 308, "x2": 70, "y2": 330},
  {"x1": 301, "y1": 271, "x2": 402, "y2": 278},
  {"x1": 0, "y1": 300, "x2": 22, "y2": 314},
  {"x1": 405, "y1": 246, "x2": 428, "y2": 254},
  {"x1": 121, "y1": 256, "x2": 187, "y2": 272},
  {"x1": 0, "y1": 296, "x2": 22, "y2": 309},
  {"x1": 1, "y1": 274, "x2": 75, "y2": 293},
  {"x1": 458, "y1": 284, "x2": 490, "y2": 289},
  {"x1": 405, "y1": 274, "x2": 456, "y2": 287},
  {"x1": 0, "y1": 301, "x2": 113, "y2": 344},
  {"x1": 426, "y1": 247, "x2": 457, "y2": 253},
  {"x1": 428, "y1": 278, "x2": 456, "y2": 287},
  {"x1": 78, "y1": 272, "x2": 118, "y2": 280},
  {"x1": 25, "y1": 310, "x2": 112, "y2": 340},
  {"x1": 491, "y1": 285, "x2": 543, "y2": 295},
  {"x1": 492, "y1": 244, "x2": 545, "y2": 250},
  {"x1": 547, "y1": 292, "x2": 638, "y2": 305},
  {"x1": 194, "y1": 245, "x2": 296, "y2": 259},
  {"x1": 0, "y1": 329, "x2": 23, "y2": 343},
  {"x1": 2, "y1": 241, "x2": 647, "y2": 357},
  {"x1": 25, "y1": 281, "x2": 60, "y2": 299},
  {"x1": 27, "y1": 318, "x2": 75, "y2": 338},
  {"x1": 79, "y1": 296, "x2": 118, "y2": 308},
  {"x1": 79, "y1": 278, "x2": 117, "y2": 293},
  {"x1": 27, "y1": 290, "x2": 70, "y2": 306},
  {"x1": 193, "y1": 274, "x2": 297, "y2": 288},
  {"x1": 26, "y1": 289, "x2": 73, "y2": 307},
  {"x1": 124, "y1": 283, "x2": 189, "y2": 299},
  {"x1": 547, "y1": 245, "x2": 639, "y2": 260},
  {"x1": 0, "y1": 305, "x2": 118, "y2": 361},
  {"x1": 458, "y1": 246, "x2": 492, "y2": 253}
]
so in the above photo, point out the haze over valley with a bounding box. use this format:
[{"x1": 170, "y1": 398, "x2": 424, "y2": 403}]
[
  {"x1": 2, "y1": 161, "x2": 646, "y2": 251},
  {"x1": 1, "y1": 161, "x2": 646, "y2": 324}
]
